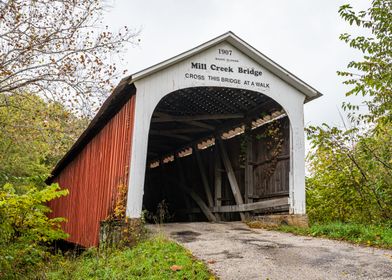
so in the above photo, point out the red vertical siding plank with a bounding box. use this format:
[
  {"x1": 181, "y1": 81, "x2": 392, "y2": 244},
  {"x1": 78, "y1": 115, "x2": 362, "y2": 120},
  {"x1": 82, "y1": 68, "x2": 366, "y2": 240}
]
[{"x1": 48, "y1": 95, "x2": 136, "y2": 247}]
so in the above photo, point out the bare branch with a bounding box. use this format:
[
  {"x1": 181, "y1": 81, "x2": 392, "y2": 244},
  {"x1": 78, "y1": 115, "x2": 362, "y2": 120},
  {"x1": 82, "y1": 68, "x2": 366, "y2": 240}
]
[{"x1": 0, "y1": 0, "x2": 140, "y2": 116}]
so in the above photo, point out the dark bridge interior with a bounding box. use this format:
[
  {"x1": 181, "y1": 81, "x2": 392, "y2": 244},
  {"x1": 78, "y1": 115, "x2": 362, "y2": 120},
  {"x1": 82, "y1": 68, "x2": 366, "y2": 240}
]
[{"x1": 142, "y1": 86, "x2": 290, "y2": 223}]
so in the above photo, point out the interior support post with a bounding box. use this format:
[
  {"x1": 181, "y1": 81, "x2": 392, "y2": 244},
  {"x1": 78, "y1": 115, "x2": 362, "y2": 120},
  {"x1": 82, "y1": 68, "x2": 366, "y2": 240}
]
[
  {"x1": 194, "y1": 145, "x2": 214, "y2": 208},
  {"x1": 159, "y1": 160, "x2": 167, "y2": 200},
  {"x1": 182, "y1": 185, "x2": 217, "y2": 222},
  {"x1": 168, "y1": 175, "x2": 216, "y2": 222},
  {"x1": 214, "y1": 146, "x2": 222, "y2": 221},
  {"x1": 217, "y1": 137, "x2": 246, "y2": 221},
  {"x1": 244, "y1": 122, "x2": 254, "y2": 204},
  {"x1": 175, "y1": 156, "x2": 193, "y2": 221}
]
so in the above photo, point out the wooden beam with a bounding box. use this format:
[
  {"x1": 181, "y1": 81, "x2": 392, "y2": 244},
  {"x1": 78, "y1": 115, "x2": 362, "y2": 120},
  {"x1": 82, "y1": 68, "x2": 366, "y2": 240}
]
[
  {"x1": 172, "y1": 161, "x2": 216, "y2": 222},
  {"x1": 187, "y1": 121, "x2": 215, "y2": 130},
  {"x1": 153, "y1": 112, "x2": 215, "y2": 130},
  {"x1": 148, "y1": 142, "x2": 173, "y2": 150},
  {"x1": 159, "y1": 161, "x2": 167, "y2": 200},
  {"x1": 249, "y1": 154, "x2": 290, "y2": 167},
  {"x1": 179, "y1": 199, "x2": 289, "y2": 214},
  {"x1": 217, "y1": 137, "x2": 246, "y2": 221},
  {"x1": 152, "y1": 112, "x2": 169, "y2": 118},
  {"x1": 244, "y1": 123, "x2": 253, "y2": 204},
  {"x1": 149, "y1": 112, "x2": 287, "y2": 165},
  {"x1": 214, "y1": 147, "x2": 222, "y2": 208},
  {"x1": 150, "y1": 128, "x2": 208, "y2": 134},
  {"x1": 245, "y1": 99, "x2": 277, "y2": 118},
  {"x1": 149, "y1": 131, "x2": 192, "y2": 141},
  {"x1": 201, "y1": 89, "x2": 241, "y2": 112},
  {"x1": 176, "y1": 207, "x2": 202, "y2": 214},
  {"x1": 194, "y1": 145, "x2": 214, "y2": 208},
  {"x1": 152, "y1": 113, "x2": 244, "y2": 123},
  {"x1": 214, "y1": 147, "x2": 222, "y2": 221},
  {"x1": 180, "y1": 184, "x2": 217, "y2": 222},
  {"x1": 248, "y1": 191, "x2": 289, "y2": 200},
  {"x1": 253, "y1": 204, "x2": 289, "y2": 214},
  {"x1": 212, "y1": 197, "x2": 289, "y2": 213},
  {"x1": 175, "y1": 156, "x2": 193, "y2": 221}
]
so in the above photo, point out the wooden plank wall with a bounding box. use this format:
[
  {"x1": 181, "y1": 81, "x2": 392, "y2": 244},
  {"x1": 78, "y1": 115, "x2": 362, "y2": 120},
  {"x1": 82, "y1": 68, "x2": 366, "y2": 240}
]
[
  {"x1": 143, "y1": 117, "x2": 290, "y2": 221},
  {"x1": 252, "y1": 117, "x2": 290, "y2": 199},
  {"x1": 48, "y1": 95, "x2": 135, "y2": 247}
]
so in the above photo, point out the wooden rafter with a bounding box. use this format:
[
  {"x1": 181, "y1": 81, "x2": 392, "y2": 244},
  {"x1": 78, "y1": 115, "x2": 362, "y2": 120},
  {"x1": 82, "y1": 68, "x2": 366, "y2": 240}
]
[
  {"x1": 150, "y1": 128, "x2": 208, "y2": 134},
  {"x1": 149, "y1": 131, "x2": 192, "y2": 141},
  {"x1": 151, "y1": 113, "x2": 244, "y2": 123},
  {"x1": 186, "y1": 121, "x2": 215, "y2": 130},
  {"x1": 147, "y1": 142, "x2": 174, "y2": 150},
  {"x1": 147, "y1": 113, "x2": 288, "y2": 166},
  {"x1": 153, "y1": 111, "x2": 215, "y2": 130}
]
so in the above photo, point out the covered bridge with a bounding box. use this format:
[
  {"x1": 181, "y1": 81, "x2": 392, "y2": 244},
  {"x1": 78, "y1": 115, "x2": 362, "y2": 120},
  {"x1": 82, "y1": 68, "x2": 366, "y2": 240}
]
[{"x1": 48, "y1": 32, "x2": 322, "y2": 247}]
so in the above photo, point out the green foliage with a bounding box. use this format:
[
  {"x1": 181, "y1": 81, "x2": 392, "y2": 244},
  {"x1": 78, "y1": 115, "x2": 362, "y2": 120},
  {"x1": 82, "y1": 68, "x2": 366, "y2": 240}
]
[
  {"x1": 0, "y1": 93, "x2": 87, "y2": 186},
  {"x1": 306, "y1": 123, "x2": 392, "y2": 224},
  {"x1": 46, "y1": 236, "x2": 214, "y2": 280},
  {"x1": 0, "y1": 182, "x2": 68, "y2": 279},
  {"x1": 306, "y1": 1, "x2": 392, "y2": 226},
  {"x1": 338, "y1": 0, "x2": 392, "y2": 125},
  {"x1": 277, "y1": 222, "x2": 392, "y2": 249}
]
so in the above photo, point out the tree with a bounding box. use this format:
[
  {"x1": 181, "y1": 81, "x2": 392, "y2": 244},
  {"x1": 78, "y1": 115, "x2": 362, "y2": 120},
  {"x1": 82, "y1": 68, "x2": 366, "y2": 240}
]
[
  {"x1": 338, "y1": 0, "x2": 392, "y2": 125},
  {"x1": 0, "y1": 0, "x2": 139, "y2": 183},
  {"x1": 0, "y1": 0, "x2": 139, "y2": 116},
  {"x1": 306, "y1": 123, "x2": 392, "y2": 224},
  {"x1": 0, "y1": 92, "x2": 87, "y2": 185},
  {"x1": 306, "y1": 1, "x2": 392, "y2": 225}
]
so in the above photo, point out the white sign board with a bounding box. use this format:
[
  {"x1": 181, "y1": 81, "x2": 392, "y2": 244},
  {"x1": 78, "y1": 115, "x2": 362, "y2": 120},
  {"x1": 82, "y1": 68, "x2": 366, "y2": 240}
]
[{"x1": 182, "y1": 43, "x2": 271, "y2": 93}]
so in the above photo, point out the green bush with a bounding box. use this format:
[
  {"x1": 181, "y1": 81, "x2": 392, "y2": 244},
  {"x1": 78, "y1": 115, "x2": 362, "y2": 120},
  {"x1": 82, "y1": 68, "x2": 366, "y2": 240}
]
[
  {"x1": 306, "y1": 123, "x2": 392, "y2": 225},
  {"x1": 0, "y1": 182, "x2": 68, "y2": 279},
  {"x1": 305, "y1": 0, "x2": 392, "y2": 226}
]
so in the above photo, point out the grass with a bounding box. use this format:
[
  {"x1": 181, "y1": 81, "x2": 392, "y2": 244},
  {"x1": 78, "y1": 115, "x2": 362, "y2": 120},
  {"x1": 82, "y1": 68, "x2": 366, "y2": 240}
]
[
  {"x1": 275, "y1": 222, "x2": 392, "y2": 249},
  {"x1": 46, "y1": 236, "x2": 215, "y2": 280}
]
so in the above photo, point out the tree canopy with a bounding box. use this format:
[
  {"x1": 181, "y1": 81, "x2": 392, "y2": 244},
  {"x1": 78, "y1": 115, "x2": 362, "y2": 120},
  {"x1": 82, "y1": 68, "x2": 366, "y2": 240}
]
[
  {"x1": 338, "y1": 0, "x2": 392, "y2": 125},
  {"x1": 0, "y1": 92, "x2": 87, "y2": 185},
  {"x1": 306, "y1": 0, "x2": 392, "y2": 225},
  {"x1": 0, "y1": 0, "x2": 139, "y2": 116},
  {"x1": 0, "y1": 0, "x2": 139, "y2": 183}
]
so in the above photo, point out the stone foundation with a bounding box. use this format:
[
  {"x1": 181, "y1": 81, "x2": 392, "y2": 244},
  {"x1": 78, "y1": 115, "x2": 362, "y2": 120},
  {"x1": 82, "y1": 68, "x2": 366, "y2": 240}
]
[
  {"x1": 248, "y1": 214, "x2": 309, "y2": 228},
  {"x1": 99, "y1": 218, "x2": 144, "y2": 248}
]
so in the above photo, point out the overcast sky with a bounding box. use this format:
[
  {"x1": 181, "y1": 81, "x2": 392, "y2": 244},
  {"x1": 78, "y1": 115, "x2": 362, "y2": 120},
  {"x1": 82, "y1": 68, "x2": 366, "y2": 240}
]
[{"x1": 103, "y1": 0, "x2": 370, "y2": 128}]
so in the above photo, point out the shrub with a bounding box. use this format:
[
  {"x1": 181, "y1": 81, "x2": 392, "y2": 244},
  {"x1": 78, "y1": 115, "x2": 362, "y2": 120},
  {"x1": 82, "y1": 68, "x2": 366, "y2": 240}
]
[{"x1": 0, "y1": 182, "x2": 68, "y2": 279}]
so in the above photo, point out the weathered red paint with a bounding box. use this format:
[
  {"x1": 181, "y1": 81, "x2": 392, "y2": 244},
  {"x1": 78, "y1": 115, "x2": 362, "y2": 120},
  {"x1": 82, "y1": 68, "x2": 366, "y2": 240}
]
[{"x1": 48, "y1": 95, "x2": 135, "y2": 247}]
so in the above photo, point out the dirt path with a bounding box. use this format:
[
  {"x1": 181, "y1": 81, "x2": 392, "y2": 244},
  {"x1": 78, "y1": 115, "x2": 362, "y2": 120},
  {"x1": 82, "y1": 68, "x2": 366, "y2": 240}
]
[{"x1": 147, "y1": 222, "x2": 392, "y2": 280}]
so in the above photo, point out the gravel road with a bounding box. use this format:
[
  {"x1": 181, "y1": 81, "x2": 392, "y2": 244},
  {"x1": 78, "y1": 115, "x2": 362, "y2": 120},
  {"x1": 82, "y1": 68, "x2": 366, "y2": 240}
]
[{"x1": 147, "y1": 222, "x2": 392, "y2": 280}]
